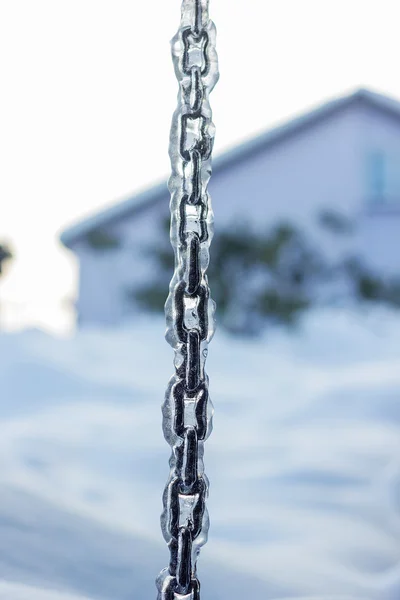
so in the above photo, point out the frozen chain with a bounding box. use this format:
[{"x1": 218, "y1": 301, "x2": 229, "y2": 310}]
[{"x1": 156, "y1": 1, "x2": 219, "y2": 598}]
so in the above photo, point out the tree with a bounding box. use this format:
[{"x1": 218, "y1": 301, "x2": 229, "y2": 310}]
[
  {"x1": 0, "y1": 242, "x2": 13, "y2": 327},
  {"x1": 129, "y1": 212, "x2": 400, "y2": 336},
  {"x1": 0, "y1": 243, "x2": 12, "y2": 277}
]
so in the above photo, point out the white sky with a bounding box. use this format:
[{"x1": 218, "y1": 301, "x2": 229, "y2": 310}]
[{"x1": 0, "y1": 0, "x2": 399, "y2": 333}]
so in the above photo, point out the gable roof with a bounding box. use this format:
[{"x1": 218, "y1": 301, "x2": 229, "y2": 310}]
[{"x1": 60, "y1": 87, "x2": 400, "y2": 249}]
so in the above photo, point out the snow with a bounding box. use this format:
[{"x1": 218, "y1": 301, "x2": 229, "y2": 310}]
[
  {"x1": 0, "y1": 581, "x2": 92, "y2": 600},
  {"x1": 0, "y1": 308, "x2": 399, "y2": 599}
]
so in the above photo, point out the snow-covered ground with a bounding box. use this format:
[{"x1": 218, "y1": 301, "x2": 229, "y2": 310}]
[
  {"x1": 0, "y1": 309, "x2": 400, "y2": 600},
  {"x1": 0, "y1": 581, "x2": 93, "y2": 600}
]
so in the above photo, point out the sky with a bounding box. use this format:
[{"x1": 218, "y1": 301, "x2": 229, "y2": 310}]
[{"x1": 1, "y1": 0, "x2": 400, "y2": 333}]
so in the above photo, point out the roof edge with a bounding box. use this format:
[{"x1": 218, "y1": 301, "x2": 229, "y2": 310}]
[{"x1": 60, "y1": 87, "x2": 400, "y2": 248}]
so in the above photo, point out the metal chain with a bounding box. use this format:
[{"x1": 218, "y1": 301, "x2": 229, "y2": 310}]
[{"x1": 156, "y1": 1, "x2": 219, "y2": 598}]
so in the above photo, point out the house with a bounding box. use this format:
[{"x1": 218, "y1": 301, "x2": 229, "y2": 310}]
[{"x1": 61, "y1": 88, "x2": 400, "y2": 327}]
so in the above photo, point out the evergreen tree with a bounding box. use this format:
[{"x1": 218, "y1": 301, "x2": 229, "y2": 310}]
[
  {"x1": 0, "y1": 242, "x2": 13, "y2": 327},
  {"x1": 0, "y1": 243, "x2": 12, "y2": 276},
  {"x1": 129, "y1": 212, "x2": 400, "y2": 336}
]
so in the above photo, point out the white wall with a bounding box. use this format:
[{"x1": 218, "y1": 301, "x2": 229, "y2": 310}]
[
  {"x1": 211, "y1": 104, "x2": 361, "y2": 228},
  {"x1": 75, "y1": 202, "x2": 169, "y2": 326}
]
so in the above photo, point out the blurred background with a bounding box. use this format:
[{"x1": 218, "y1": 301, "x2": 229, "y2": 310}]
[{"x1": 1, "y1": 0, "x2": 400, "y2": 599}]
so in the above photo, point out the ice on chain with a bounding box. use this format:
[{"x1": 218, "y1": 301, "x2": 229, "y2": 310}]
[{"x1": 157, "y1": 0, "x2": 219, "y2": 598}]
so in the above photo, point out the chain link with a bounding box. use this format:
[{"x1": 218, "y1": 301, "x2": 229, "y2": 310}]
[{"x1": 157, "y1": 1, "x2": 219, "y2": 598}]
